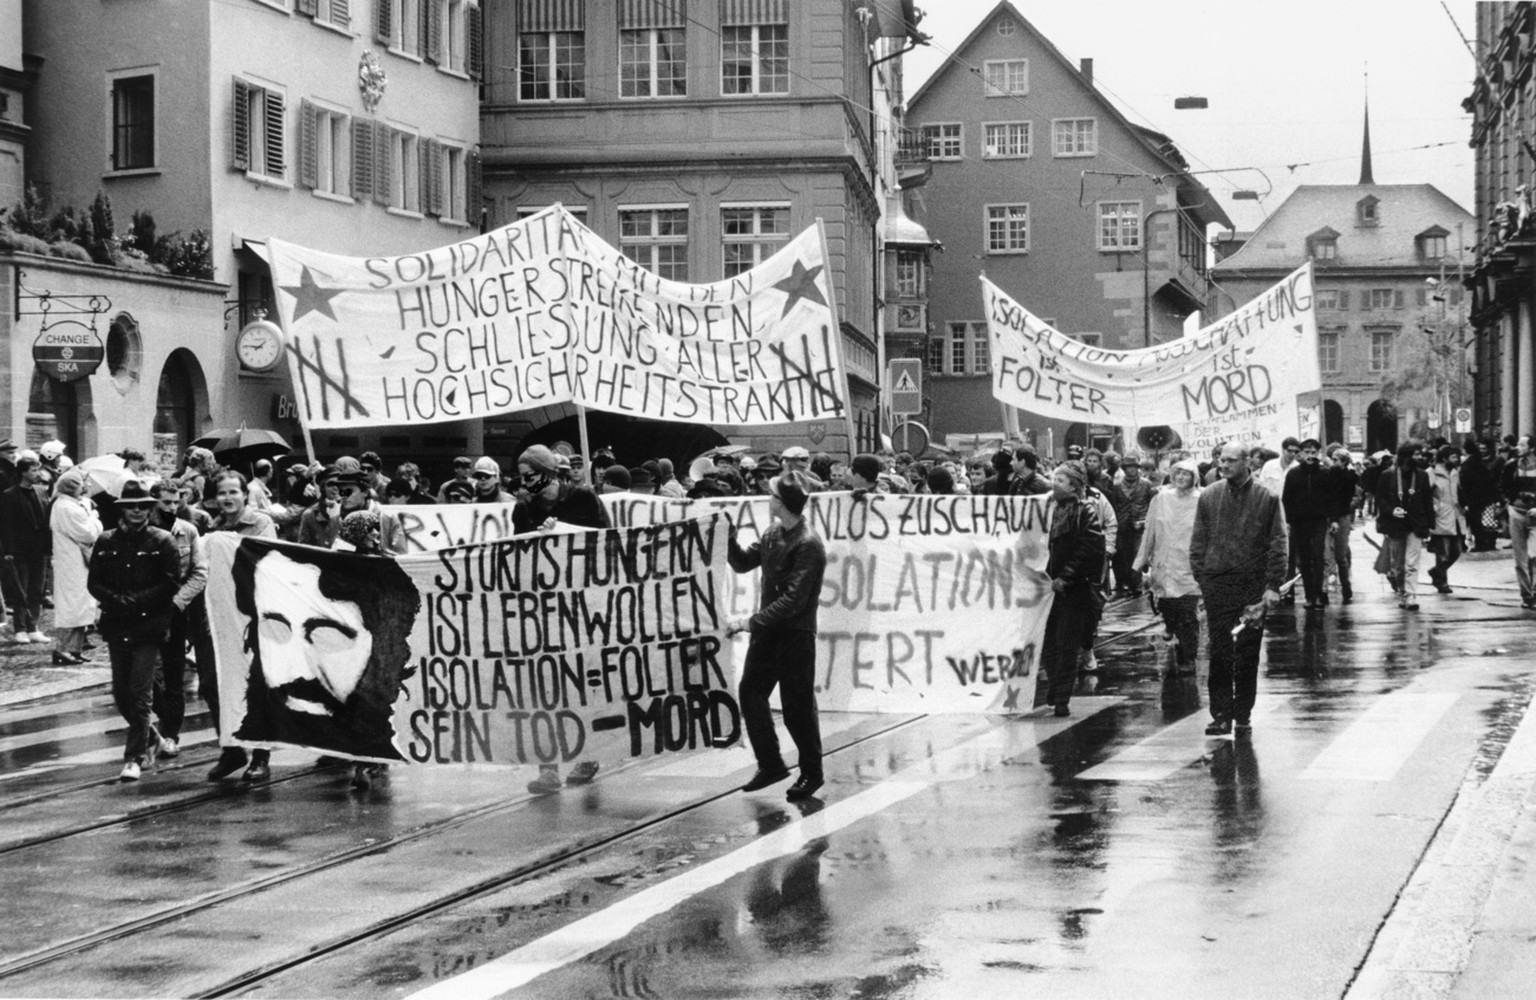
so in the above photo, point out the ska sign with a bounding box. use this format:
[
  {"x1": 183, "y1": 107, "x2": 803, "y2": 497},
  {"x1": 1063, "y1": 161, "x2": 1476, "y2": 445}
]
[{"x1": 33, "y1": 327, "x2": 105, "y2": 383}]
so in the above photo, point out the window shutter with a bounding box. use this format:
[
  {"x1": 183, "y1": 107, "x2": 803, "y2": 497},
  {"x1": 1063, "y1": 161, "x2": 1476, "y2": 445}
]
[
  {"x1": 351, "y1": 118, "x2": 374, "y2": 198},
  {"x1": 426, "y1": 0, "x2": 444, "y2": 64},
  {"x1": 466, "y1": 149, "x2": 481, "y2": 229},
  {"x1": 299, "y1": 101, "x2": 318, "y2": 188},
  {"x1": 231, "y1": 78, "x2": 251, "y2": 171},
  {"x1": 297, "y1": 0, "x2": 319, "y2": 16},
  {"x1": 376, "y1": 0, "x2": 392, "y2": 43},
  {"x1": 432, "y1": 140, "x2": 447, "y2": 215},
  {"x1": 374, "y1": 124, "x2": 393, "y2": 205},
  {"x1": 1395, "y1": 290, "x2": 1405, "y2": 309},
  {"x1": 331, "y1": 0, "x2": 351, "y2": 27},
  {"x1": 468, "y1": 3, "x2": 484, "y2": 79},
  {"x1": 419, "y1": 138, "x2": 437, "y2": 215},
  {"x1": 263, "y1": 89, "x2": 286, "y2": 177}
]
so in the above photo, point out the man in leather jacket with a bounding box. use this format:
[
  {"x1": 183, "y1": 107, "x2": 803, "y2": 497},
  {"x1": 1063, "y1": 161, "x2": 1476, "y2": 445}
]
[
  {"x1": 728, "y1": 470, "x2": 827, "y2": 800},
  {"x1": 1042, "y1": 461, "x2": 1106, "y2": 716},
  {"x1": 87, "y1": 479, "x2": 182, "y2": 781}
]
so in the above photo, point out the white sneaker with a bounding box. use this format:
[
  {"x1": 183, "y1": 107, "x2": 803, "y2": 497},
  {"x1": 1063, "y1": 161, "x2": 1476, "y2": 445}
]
[
  {"x1": 159, "y1": 737, "x2": 180, "y2": 758},
  {"x1": 119, "y1": 760, "x2": 141, "y2": 782},
  {"x1": 12, "y1": 632, "x2": 32, "y2": 644},
  {"x1": 28, "y1": 632, "x2": 49, "y2": 643},
  {"x1": 1079, "y1": 650, "x2": 1099, "y2": 673}
]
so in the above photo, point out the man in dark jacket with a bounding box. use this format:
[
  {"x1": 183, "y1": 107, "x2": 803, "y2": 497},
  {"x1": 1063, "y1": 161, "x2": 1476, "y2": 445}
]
[
  {"x1": 1376, "y1": 440, "x2": 1435, "y2": 611},
  {"x1": 1281, "y1": 439, "x2": 1333, "y2": 607},
  {"x1": 0, "y1": 451, "x2": 51, "y2": 643},
  {"x1": 1191, "y1": 443, "x2": 1288, "y2": 737},
  {"x1": 1106, "y1": 458, "x2": 1153, "y2": 595},
  {"x1": 1041, "y1": 461, "x2": 1105, "y2": 717},
  {"x1": 728, "y1": 470, "x2": 827, "y2": 800},
  {"x1": 1460, "y1": 439, "x2": 1499, "y2": 551},
  {"x1": 87, "y1": 479, "x2": 182, "y2": 781},
  {"x1": 1008, "y1": 446, "x2": 1052, "y2": 496}
]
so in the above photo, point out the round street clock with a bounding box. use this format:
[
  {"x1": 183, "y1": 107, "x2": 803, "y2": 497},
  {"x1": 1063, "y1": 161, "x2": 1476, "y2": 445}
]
[{"x1": 236, "y1": 320, "x2": 285, "y2": 373}]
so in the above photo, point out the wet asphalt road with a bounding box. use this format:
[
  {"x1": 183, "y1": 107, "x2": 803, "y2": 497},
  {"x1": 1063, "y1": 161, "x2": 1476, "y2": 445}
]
[{"x1": 1, "y1": 542, "x2": 1533, "y2": 999}]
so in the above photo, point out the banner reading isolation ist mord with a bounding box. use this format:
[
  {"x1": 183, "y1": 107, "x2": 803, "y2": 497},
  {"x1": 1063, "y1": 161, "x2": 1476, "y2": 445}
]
[
  {"x1": 204, "y1": 517, "x2": 740, "y2": 767},
  {"x1": 385, "y1": 493, "x2": 1056, "y2": 717},
  {"x1": 984, "y1": 263, "x2": 1320, "y2": 450},
  {"x1": 263, "y1": 205, "x2": 847, "y2": 430}
]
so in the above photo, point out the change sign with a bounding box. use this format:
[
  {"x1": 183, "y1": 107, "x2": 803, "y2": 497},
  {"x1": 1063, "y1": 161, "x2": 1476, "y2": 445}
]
[{"x1": 33, "y1": 328, "x2": 104, "y2": 383}]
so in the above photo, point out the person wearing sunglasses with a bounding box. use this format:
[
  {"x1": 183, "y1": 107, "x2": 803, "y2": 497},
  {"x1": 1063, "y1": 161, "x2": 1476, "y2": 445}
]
[
  {"x1": 470, "y1": 457, "x2": 515, "y2": 503},
  {"x1": 511, "y1": 444, "x2": 609, "y2": 795},
  {"x1": 435, "y1": 456, "x2": 475, "y2": 503}
]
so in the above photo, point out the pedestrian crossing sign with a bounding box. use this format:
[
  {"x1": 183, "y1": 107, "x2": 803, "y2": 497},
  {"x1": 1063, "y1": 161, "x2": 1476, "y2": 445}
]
[{"x1": 889, "y1": 359, "x2": 922, "y2": 416}]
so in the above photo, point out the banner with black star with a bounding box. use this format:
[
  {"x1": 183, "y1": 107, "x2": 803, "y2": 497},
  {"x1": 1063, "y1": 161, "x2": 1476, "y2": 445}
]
[{"x1": 262, "y1": 206, "x2": 848, "y2": 431}]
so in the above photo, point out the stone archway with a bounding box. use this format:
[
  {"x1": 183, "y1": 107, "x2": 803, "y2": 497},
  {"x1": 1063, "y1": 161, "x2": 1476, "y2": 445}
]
[
  {"x1": 1323, "y1": 399, "x2": 1345, "y2": 447},
  {"x1": 1366, "y1": 399, "x2": 1398, "y2": 454},
  {"x1": 153, "y1": 349, "x2": 211, "y2": 474}
]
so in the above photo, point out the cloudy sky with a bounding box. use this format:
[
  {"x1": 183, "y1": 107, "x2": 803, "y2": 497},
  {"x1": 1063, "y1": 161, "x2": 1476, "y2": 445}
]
[{"x1": 902, "y1": 0, "x2": 1479, "y2": 239}]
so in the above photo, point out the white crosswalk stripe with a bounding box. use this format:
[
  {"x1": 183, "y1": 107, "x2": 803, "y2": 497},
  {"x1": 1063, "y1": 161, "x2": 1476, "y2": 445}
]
[
  {"x1": 1077, "y1": 703, "x2": 1277, "y2": 782},
  {"x1": 0, "y1": 729, "x2": 218, "y2": 782},
  {"x1": 1300, "y1": 691, "x2": 1458, "y2": 782}
]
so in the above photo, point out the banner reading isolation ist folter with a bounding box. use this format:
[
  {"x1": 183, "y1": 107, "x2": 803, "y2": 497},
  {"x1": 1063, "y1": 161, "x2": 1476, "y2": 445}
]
[
  {"x1": 263, "y1": 205, "x2": 847, "y2": 430},
  {"x1": 984, "y1": 263, "x2": 1320, "y2": 451}
]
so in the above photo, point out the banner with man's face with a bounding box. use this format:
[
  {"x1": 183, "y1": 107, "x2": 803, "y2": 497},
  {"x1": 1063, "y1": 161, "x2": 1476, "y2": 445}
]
[{"x1": 205, "y1": 515, "x2": 739, "y2": 766}]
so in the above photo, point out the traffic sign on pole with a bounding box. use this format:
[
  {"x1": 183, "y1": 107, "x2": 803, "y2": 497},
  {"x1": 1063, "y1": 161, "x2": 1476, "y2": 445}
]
[
  {"x1": 889, "y1": 359, "x2": 922, "y2": 416},
  {"x1": 1454, "y1": 407, "x2": 1473, "y2": 433}
]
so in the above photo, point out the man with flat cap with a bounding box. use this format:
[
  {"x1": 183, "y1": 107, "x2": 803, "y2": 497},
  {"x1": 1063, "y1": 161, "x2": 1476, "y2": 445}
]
[{"x1": 727, "y1": 469, "x2": 827, "y2": 800}]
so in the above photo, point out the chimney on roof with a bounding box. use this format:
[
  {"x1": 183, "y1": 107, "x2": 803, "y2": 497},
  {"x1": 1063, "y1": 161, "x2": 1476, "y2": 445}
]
[{"x1": 1079, "y1": 58, "x2": 1093, "y2": 85}]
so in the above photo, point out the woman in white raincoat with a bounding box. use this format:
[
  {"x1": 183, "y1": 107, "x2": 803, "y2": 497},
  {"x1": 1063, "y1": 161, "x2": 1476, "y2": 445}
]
[
  {"x1": 49, "y1": 468, "x2": 102, "y2": 664},
  {"x1": 1133, "y1": 457, "x2": 1203, "y2": 674}
]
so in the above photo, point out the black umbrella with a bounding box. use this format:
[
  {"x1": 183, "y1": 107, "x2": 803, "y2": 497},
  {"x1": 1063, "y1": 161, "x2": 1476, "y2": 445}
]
[
  {"x1": 191, "y1": 428, "x2": 237, "y2": 450},
  {"x1": 209, "y1": 427, "x2": 292, "y2": 465}
]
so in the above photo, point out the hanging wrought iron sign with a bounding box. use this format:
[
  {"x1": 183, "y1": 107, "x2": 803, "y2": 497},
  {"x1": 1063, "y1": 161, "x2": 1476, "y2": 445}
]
[{"x1": 16, "y1": 270, "x2": 109, "y2": 383}]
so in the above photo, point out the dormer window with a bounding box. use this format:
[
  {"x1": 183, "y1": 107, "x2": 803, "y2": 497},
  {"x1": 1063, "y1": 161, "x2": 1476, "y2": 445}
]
[
  {"x1": 1307, "y1": 226, "x2": 1340, "y2": 261},
  {"x1": 1357, "y1": 195, "x2": 1380, "y2": 227},
  {"x1": 1417, "y1": 225, "x2": 1450, "y2": 260}
]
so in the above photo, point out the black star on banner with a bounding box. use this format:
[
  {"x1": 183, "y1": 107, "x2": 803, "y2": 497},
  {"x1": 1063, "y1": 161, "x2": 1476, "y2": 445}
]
[
  {"x1": 281, "y1": 266, "x2": 343, "y2": 322},
  {"x1": 773, "y1": 259, "x2": 828, "y2": 319},
  {"x1": 1001, "y1": 685, "x2": 1021, "y2": 713}
]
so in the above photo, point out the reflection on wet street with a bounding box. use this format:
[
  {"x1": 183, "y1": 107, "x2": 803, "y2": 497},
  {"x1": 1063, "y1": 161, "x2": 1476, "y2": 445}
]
[{"x1": 1, "y1": 569, "x2": 1534, "y2": 998}]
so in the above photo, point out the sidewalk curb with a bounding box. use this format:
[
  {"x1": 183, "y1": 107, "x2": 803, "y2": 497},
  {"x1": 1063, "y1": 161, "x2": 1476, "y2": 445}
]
[{"x1": 1344, "y1": 680, "x2": 1536, "y2": 998}]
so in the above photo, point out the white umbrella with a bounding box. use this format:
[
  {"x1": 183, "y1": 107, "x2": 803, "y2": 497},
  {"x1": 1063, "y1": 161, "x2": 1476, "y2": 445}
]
[{"x1": 75, "y1": 455, "x2": 156, "y2": 498}]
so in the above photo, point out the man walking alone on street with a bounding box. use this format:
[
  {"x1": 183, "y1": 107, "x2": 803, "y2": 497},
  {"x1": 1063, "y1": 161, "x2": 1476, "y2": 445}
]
[
  {"x1": 727, "y1": 470, "x2": 827, "y2": 800},
  {"x1": 1190, "y1": 443, "x2": 1288, "y2": 737}
]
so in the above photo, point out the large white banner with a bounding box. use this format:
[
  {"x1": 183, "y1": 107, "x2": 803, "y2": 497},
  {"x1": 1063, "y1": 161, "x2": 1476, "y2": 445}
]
[
  {"x1": 385, "y1": 493, "x2": 1054, "y2": 715},
  {"x1": 263, "y1": 205, "x2": 847, "y2": 430},
  {"x1": 985, "y1": 264, "x2": 1320, "y2": 451}
]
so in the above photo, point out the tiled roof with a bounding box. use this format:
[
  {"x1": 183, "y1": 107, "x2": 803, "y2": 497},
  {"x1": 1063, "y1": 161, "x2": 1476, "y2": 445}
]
[{"x1": 1214, "y1": 184, "x2": 1474, "y2": 270}]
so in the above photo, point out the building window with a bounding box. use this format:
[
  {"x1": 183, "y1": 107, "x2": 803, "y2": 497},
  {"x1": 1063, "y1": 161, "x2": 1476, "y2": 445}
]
[
  {"x1": 1369, "y1": 331, "x2": 1394, "y2": 372},
  {"x1": 985, "y1": 204, "x2": 1029, "y2": 254},
  {"x1": 231, "y1": 78, "x2": 286, "y2": 180},
  {"x1": 722, "y1": 206, "x2": 789, "y2": 277},
  {"x1": 721, "y1": 20, "x2": 789, "y2": 96},
  {"x1": 392, "y1": 129, "x2": 421, "y2": 212},
  {"x1": 995, "y1": 18, "x2": 1016, "y2": 36},
  {"x1": 1357, "y1": 195, "x2": 1379, "y2": 226},
  {"x1": 1318, "y1": 331, "x2": 1340, "y2": 373},
  {"x1": 1420, "y1": 234, "x2": 1448, "y2": 259},
  {"x1": 1052, "y1": 117, "x2": 1096, "y2": 157},
  {"x1": 1098, "y1": 201, "x2": 1141, "y2": 250},
  {"x1": 620, "y1": 8, "x2": 686, "y2": 99},
  {"x1": 1314, "y1": 288, "x2": 1342, "y2": 310},
  {"x1": 380, "y1": 0, "x2": 422, "y2": 55},
  {"x1": 1369, "y1": 288, "x2": 1403, "y2": 310},
  {"x1": 1311, "y1": 237, "x2": 1337, "y2": 260},
  {"x1": 922, "y1": 123, "x2": 963, "y2": 159},
  {"x1": 620, "y1": 207, "x2": 689, "y2": 280},
  {"x1": 895, "y1": 250, "x2": 923, "y2": 298},
  {"x1": 983, "y1": 59, "x2": 1028, "y2": 96},
  {"x1": 520, "y1": 28, "x2": 585, "y2": 100},
  {"x1": 983, "y1": 121, "x2": 1031, "y2": 158},
  {"x1": 299, "y1": 101, "x2": 350, "y2": 196},
  {"x1": 306, "y1": 0, "x2": 353, "y2": 30},
  {"x1": 936, "y1": 322, "x2": 989, "y2": 375},
  {"x1": 111, "y1": 74, "x2": 156, "y2": 171},
  {"x1": 436, "y1": 142, "x2": 468, "y2": 221}
]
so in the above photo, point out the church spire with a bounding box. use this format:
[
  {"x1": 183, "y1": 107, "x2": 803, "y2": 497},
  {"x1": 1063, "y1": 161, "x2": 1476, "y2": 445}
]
[{"x1": 1359, "y1": 69, "x2": 1375, "y2": 186}]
